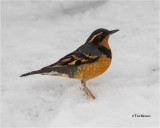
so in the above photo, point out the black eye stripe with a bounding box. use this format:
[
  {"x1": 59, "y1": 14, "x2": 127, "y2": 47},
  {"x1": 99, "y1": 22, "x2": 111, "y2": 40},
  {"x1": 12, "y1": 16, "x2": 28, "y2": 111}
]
[
  {"x1": 97, "y1": 32, "x2": 105, "y2": 38},
  {"x1": 93, "y1": 32, "x2": 105, "y2": 43},
  {"x1": 100, "y1": 33, "x2": 104, "y2": 36}
]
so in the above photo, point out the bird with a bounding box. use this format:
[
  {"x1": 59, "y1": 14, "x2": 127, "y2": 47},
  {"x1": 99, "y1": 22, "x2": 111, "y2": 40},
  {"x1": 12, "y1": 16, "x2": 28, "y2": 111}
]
[{"x1": 20, "y1": 28, "x2": 119, "y2": 99}]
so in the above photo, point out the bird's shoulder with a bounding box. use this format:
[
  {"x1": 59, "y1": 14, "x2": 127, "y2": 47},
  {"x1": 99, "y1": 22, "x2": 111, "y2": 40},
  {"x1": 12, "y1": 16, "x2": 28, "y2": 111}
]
[
  {"x1": 41, "y1": 43, "x2": 102, "y2": 70},
  {"x1": 74, "y1": 43, "x2": 101, "y2": 56}
]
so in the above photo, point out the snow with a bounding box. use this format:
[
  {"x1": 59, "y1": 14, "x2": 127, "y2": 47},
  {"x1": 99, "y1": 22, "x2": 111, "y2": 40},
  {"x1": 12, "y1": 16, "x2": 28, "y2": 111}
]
[{"x1": 1, "y1": 1, "x2": 159, "y2": 127}]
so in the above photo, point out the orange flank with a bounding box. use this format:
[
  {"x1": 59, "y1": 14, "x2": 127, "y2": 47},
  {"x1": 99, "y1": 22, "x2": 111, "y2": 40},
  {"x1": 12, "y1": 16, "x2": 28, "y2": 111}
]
[{"x1": 74, "y1": 54, "x2": 111, "y2": 80}]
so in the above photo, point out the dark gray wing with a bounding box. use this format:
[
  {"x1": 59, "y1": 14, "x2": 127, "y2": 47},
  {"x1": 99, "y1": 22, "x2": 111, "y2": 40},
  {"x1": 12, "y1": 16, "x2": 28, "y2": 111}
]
[
  {"x1": 41, "y1": 43, "x2": 101, "y2": 69},
  {"x1": 74, "y1": 43, "x2": 101, "y2": 56}
]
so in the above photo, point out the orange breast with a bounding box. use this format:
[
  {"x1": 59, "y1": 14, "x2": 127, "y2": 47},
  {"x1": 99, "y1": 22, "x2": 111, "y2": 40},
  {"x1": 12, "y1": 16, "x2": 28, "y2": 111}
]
[{"x1": 74, "y1": 54, "x2": 111, "y2": 80}]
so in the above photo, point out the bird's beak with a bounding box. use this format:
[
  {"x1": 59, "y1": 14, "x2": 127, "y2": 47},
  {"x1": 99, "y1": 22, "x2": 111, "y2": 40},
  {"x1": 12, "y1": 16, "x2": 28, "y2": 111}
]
[{"x1": 109, "y1": 29, "x2": 119, "y2": 35}]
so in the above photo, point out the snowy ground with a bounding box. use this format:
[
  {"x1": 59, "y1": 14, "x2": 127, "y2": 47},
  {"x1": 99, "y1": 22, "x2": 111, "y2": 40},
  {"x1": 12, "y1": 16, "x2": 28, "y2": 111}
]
[{"x1": 1, "y1": 0, "x2": 159, "y2": 128}]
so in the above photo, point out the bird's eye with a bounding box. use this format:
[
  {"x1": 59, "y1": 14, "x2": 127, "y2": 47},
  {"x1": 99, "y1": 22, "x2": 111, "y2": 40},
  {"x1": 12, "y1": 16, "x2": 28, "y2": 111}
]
[
  {"x1": 94, "y1": 33, "x2": 105, "y2": 43},
  {"x1": 101, "y1": 32, "x2": 104, "y2": 36}
]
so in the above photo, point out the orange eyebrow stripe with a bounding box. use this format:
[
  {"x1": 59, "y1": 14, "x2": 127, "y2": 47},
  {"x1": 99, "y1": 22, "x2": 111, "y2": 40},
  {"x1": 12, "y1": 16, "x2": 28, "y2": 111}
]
[{"x1": 89, "y1": 32, "x2": 102, "y2": 43}]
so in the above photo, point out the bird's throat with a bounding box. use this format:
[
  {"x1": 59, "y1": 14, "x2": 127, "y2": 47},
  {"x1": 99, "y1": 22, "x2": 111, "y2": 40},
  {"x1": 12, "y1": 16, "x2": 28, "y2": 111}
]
[{"x1": 99, "y1": 35, "x2": 110, "y2": 49}]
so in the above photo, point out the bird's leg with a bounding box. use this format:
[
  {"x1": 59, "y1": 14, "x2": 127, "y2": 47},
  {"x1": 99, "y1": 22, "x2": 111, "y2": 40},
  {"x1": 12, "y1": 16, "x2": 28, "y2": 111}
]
[
  {"x1": 80, "y1": 87, "x2": 89, "y2": 96},
  {"x1": 81, "y1": 80, "x2": 96, "y2": 99}
]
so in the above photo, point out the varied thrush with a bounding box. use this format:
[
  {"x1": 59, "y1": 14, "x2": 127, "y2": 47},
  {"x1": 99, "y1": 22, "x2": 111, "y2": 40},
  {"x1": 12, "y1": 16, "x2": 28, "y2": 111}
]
[{"x1": 21, "y1": 28, "x2": 119, "y2": 99}]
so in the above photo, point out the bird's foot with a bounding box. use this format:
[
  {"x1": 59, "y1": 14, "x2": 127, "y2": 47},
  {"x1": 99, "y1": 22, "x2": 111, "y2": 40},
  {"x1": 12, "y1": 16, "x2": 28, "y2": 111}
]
[
  {"x1": 81, "y1": 80, "x2": 96, "y2": 99},
  {"x1": 80, "y1": 87, "x2": 90, "y2": 98}
]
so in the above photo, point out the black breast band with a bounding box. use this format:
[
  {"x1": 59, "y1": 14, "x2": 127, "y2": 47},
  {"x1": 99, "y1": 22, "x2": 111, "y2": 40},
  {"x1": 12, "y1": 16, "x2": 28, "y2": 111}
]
[{"x1": 98, "y1": 46, "x2": 112, "y2": 59}]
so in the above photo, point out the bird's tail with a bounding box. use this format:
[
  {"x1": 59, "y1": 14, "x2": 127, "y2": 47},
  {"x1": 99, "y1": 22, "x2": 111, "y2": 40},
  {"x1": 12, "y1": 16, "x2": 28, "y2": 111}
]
[
  {"x1": 20, "y1": 67, "x2": 70, "y2": 77},
  {"x1": 20, "y1": 70, "x2": 44, "y2": 77}
]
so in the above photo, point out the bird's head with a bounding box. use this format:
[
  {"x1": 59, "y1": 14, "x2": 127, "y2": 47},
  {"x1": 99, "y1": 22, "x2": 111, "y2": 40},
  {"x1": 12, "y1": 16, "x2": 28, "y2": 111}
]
[{"x1": 86, "y1": 28, "x2": 119, "y2": 49}]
